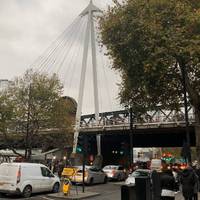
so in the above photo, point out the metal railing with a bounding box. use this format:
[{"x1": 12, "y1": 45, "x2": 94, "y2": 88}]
[{"x1": 79, "y1": 106, "x2": 195, "y2": 128}]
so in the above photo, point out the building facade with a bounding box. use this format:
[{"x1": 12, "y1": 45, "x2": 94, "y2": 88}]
[{"x1": 0, "y1": 79, "x2": 11, "y2": 91}]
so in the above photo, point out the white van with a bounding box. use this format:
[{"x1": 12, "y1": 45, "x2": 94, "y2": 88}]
[
  {"x1": 150, "y1": 159, "x2": 162, "y2": 172},
  {"x1": 0, "y1": 162, "x2": 60, "y2": 198}
]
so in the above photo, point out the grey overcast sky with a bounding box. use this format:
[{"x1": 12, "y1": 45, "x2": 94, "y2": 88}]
[{"x1": 0, "y1": 0, "x2": 122, "y2": 114}]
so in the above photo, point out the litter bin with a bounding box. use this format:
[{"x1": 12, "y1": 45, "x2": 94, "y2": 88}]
[
  {"x1": 151, "y1": 170, "x2": 161, "y2": 200},
  {"x1": 135, "y1": 176, "x2": 151, "y2": 200},
  {"x1": 121, "y1": 184, "x2": 136, "y2": 200}
]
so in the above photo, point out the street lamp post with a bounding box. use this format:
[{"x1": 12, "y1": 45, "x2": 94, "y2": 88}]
[
  {"x1": 181, "y1": 64, "x2": 191, "y2": 164},
  {"x1": 130, "y1": 107, "x2": 133, "y2": 166},
  {"x1": 82, "y1": 134, "x2": 87, "y2": 193},
  {"x1": 63, "y1": 156, "x2": 67, "y2": 167}
]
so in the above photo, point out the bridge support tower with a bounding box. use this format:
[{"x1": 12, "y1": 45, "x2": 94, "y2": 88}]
[{"x1": 72, "y1": 1, "x2": 102, "y2": 157}]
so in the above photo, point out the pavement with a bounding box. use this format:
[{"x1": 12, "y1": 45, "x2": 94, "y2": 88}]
[
  {"x1": 0, "y1": 181, "x2": 199, "y2": 200},
  {"x1": 175, "y1": 192, "x2": 184, "y2": 200},
  {"x1": 48, "y1": 191, "x2": 194, "y2": 200},
  {"x1": 47, "y1": 191, "x2": 100, "y2": 200}
]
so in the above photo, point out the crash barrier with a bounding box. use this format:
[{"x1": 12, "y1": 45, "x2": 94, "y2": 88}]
[{"x1": 121, "y1": 176, "x2": 151, "y2": 200}]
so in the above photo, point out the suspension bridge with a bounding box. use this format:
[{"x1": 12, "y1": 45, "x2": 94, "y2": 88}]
[{"x1": 27, "y1": 0, "x2": 197, "y2": 161}]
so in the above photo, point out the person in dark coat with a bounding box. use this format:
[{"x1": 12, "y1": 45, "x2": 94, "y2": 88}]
[
  {"x1": 193, "y1": 172, "x2": 199, "y2": 200},
  {"x1": 58, "y1": 160, "x2": 64, "y2": 178},
  {"x1": 192, "y1": 163, "x2": 199, "y2": 200},
  {"x1": 160, "y1": 168, "x2": 176, "y2": 200},
  {"x1": 195, "y1": 165, "x2": 200, "y2": 192},
  {"x1": 180, "y1": 166, "x2": 196, "y2": 200}
]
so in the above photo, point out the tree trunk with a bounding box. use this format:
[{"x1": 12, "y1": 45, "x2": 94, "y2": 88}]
[
  {"x1": 179, "y1": 62, "x2": 200, "y2": 163},
  {"x1": 27, "y1": 148, "x2": 32, "y2": 161},
  {"x1": 195, "y1": 125, "x2": 200, "y2": 163}
]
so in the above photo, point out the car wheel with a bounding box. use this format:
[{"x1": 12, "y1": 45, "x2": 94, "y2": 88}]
[
  {"x1": 52, "y1": 182, "x2": 60, "y2": 193},
  {"x1": 22, "y1": 185, "x2": 32, "y2": 198},
  {"x1": 0, "y1": 193, "x2": 5, "y2": 197},
  {"x1": 103, "y1": 176, "x2": 108, "y2": 184}
]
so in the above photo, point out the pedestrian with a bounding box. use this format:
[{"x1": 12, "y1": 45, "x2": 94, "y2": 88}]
[
  {"x1": 172, "y1": 166, "x2": 181, "y2": 192},
  {"x1": 195, "y1": 164, "x2": 200, "y2": 192},
  {"x1": 160, "y1": 166, "x2": 176, "y2": 200},
  {"x1": 192, "y1": 163, "x2": 199, "y2": 200},
  {"x1": 193, "y1": 172, "x2": 199, "y2": 200},
  {"x1": 53, "y1": 160, "x2": 58, "y2": 174},
  {"x1": 180, "y1": 166, "x2": 196, "y2": 200},
  {"x1": 58, "y1": 160, "x2": 64, "y2": 178}
]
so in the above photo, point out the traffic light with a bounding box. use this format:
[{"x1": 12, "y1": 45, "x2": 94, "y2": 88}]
[
  {"x1": 120, "y1": 142, "x2": 129, "y2": 156},
  {"x1": 76, "y1": 135, "x2": 89, "y2": 154},
  {"x1": 86, "y1": 135, "x2": 93, "y2": 154},
  {"x1": 76, "y1": 135, "x2": 84, "y2": 153}
]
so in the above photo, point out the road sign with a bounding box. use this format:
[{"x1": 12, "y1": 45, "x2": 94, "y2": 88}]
[{"x1": 62, "y1": 167, "x2": 77, "y2": 177}]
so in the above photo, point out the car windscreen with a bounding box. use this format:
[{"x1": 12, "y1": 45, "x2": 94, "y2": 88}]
[
  {"x1": 0, "y1": 164, "x2": 18, "y2": 177},
  {"x1": 77, "y1": 170, "x2": 83, "y2": 173},
  {"x1": 103, "y1": 166, "x2": 118, "y2": 170},
  {"x1": 130, "y1": 171, "x2": 140, "y2": 177},
  {"x1": 131, "y1": 171, "x2": 149, "y2": 177}
]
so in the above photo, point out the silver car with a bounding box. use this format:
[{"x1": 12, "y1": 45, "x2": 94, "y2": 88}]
[
  {"x1": 125, "y1": 169, "x2": 151, "y2": 185},
  {"x1": 103, "y1": 165, "x2": 127, "y2": 181},
  {"x1": 71, "y1": 166, "x2": 107, "y2": 185}
]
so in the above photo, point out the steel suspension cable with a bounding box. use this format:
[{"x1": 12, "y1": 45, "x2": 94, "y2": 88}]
[
  {"x1": 54, "y1": 17, "x2": 87, "y2": 74},
  {"x1": 36, "y1": 17, "x2": 82, "y2": 72},
  {"x1": 31, "y1": 16, "x2": 80, "y2": 72},
  {"x1": 46, "y1": 18, "x2": 84, "y2": 74},
  {"x1": 40, "y1": 18, "x2": 83, "y2": 73},
  {"x1": 36, "y1": 20, "x2": 80, "y2": 73},
  {"x1": 63, "y1": 17, "x2": 87, "y2": 89},
  {"x1": 94, "y1": 22, "x2": 114, "y2": 112}
]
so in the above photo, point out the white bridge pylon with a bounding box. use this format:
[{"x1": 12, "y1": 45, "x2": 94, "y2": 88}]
[{"x1": 72, "y1": 0, "x2": 102, "y2": 155}]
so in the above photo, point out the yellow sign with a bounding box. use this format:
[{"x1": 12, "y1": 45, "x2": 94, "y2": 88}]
[
  {"x1": 63, "y1": 178, "x2": 71, "y2": 196},
  {"x1": 62, "y1": 167, "x2": 77, "y2": 177}
]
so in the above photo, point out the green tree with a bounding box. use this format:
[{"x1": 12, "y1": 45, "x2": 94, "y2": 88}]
[
  {"x1": 0, "y1": 92, "x2": 21, "y2": 155},
  {"x1": 99, "y1": 0, "x2": 200, "y2": 160},
  {"x1": 0, "y1": 70, "x2": 73, "y2": 160}
]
